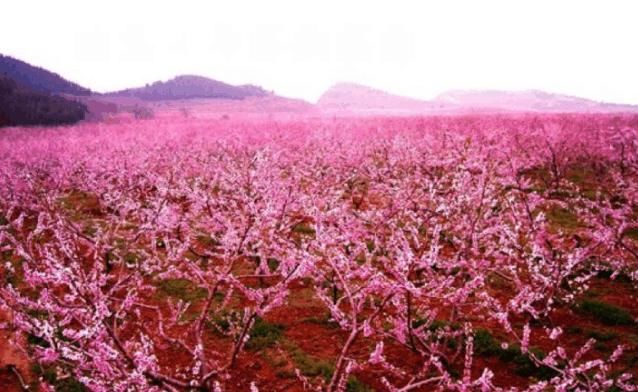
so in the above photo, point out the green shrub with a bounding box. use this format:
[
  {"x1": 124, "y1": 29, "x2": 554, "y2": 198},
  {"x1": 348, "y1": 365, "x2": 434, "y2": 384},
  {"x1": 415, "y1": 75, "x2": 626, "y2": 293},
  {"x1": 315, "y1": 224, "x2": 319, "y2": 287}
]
[
  {"x1": 579, "y1": 300, "x2": 634, "y2": 326},
  {"x1": 472, "y1": 329, "x2": 557, "y2": 380},
  {"x1": 586, "y1": 329, "x2": 618, "y2": 341},
  {"x1": 284, "y1": 340, "x2": 333, "y2": 381},
  {"x1": 246, "y1": 318, "x2": 284, "y2": 350},
  {"x1": 123, "y1": 252, "x2": 139, "y2": 265},
  {"x1": 303, "y1": 313, "x2": 339, "y2": 329},
  {"x1": 27, "y1": 333, "x2": 50, "y2": 348},
  {"x1": 623, "y1": 227, "x2": 638, "y2": 240},
  {"x1": 411, "y1": 318, "x2": 458, "y2": 332},
  {"x1": 346, "y1": 376, "x2": 374, "y2": 392},
  {"x1": 596, "y1": 270, "x2": 632, "y2": 283},
  {"x1": 34, "y1": 365, "x2": 88, "y2": 392},
  {"x1": 565, "y1": 326, "x2": 583, "y2": 334},
  {"x1": 196, "y1": 234, "x2": 220, "y2": 248},
  {"x1": 292, "y1": 223, "x2": 316, "y2": 236},
  {"x1": 208, "y1": 309, "x2": 240, "y2": 334},
  {"x1": 474, "y1": 328, "x2": 501, "y2": 356},
  {"x1": 507, "y1": 346, "x2": 556, "y2": 379},
  {"x1": 53, "y1": 377, "x2": 88, "y2": 392},
  {"x1": 293, "y1": 351, "x2": 333, "y2": 380},
  {"x1": 267, "y1": 257, "x2": 280, "y2": 271},
  {"x1": 546, "y1": 205, "x2": 580, "y2": 231},
  {"x1": 156, "y1": 278, "x2": 207, "y2": 302}
]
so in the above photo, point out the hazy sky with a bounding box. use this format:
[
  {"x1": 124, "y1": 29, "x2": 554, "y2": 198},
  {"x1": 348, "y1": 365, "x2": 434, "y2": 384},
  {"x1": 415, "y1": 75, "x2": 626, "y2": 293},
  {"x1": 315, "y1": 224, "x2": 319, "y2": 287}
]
[{"x1": 2, "y1": 0, "x2": 637, "y2": 103}]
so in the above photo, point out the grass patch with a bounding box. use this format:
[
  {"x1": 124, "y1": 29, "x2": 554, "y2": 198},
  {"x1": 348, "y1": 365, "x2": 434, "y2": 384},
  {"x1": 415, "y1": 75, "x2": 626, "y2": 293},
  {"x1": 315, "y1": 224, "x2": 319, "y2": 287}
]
[
  {"x1": 302, "y1": 313, "x2": 339, "y2": 329},
  {"x1": 27, "y1": 333, "x2": 50, "y2": 348},
  {"x1": 623, "y1": 227, "x2": 638, "y2": 241},
  {"x1": 284, "y1": 340, "x2": 333, "y2": 380},
  {"x1": 586, "y1": 329, "x2": 618, "y2": 342},
  {"x1": 262, "y1": 350, "x2": 289, "y2": 370},
  {"x1": 546, "y1": 205, "x2": 580, "y2": 231},
  {"x1": 594, "y1": 341, "x2": 610, "y2": 352},
  {"x1": 565, "y1": 326, "x2": 583, "y2": 335},
  {"x1": 578, "y1": 300, "x2": 635, "y2": 326},
  {"x1": 411, "y1": 318, "x2": 460, "y2": 332},
  {"x1": 596, "y1": 270, "x2": 633, "y2": 284},
  {"x1": 82, "y1": 224, "x2": 98, "y2": 237},
  {"x1": 346, "y1": 377, "x2": 374, "y2": 392},
  {"x1": 25, "y1": 309, "x2": 50, "y2": 320},
  {"x1": 59, "y1": 191, "x2": 102, "y2": 218},
  {"x1": 246, "y1": 318, "x2": 284, "y2": 351},
  {"x1": 208, "y1": 309, "x2": 240, "y2": 334},
  {"x1": 584, "y1": 288, "x2": 607, "y2": 298},
  {"x1": 267, "y1": 257, "x2": 280, "y2": 272},
  {"x1": 487, "y1": 273, "x2": 513, "y2": 290},
  {"x1": 474, "y1": 328, "x2": 501, "y2": 356},
  {"x1": 288, "y1": 287, "x2": 321, "y2": 309},
  {"x1": 291, "y1": 222, "x2": 316, "y2": 236},
  {"x1": 33, "y1": 364, "x2": 88, "y2": 392},
  {"x1": 565, "y1": 165, "x2": 599, "y2": 188},
  {"x1": 50, "y1": 376, "x2": 87, "y2": 392},
  {"x1": 623, "y1": 352, "x2": 638, "y2": 369},
  {"x1": 520, "y1": 166, "x2": 550, "y2": 185},
  {"x1": 196, "y1": 234, "x2": 220, "y2": 248},
  {"x1": 156, "y1": 278, "x2": 207, "y2": 302},
  {"x1": 411, "y1": 318, "x2": 462, "y2": 350},
  {"x1": 282, "y1": 340, "x2": 372, "y2": 391},
  {"x1": 2, "y1": 257, "x2": 24, "y2": 286},
  {"x1": 123, "y1": 251, "x2": 140, "y2": 266},
  {"x1": 473, "y1": 328, "x2": 557, "y2": 380}
]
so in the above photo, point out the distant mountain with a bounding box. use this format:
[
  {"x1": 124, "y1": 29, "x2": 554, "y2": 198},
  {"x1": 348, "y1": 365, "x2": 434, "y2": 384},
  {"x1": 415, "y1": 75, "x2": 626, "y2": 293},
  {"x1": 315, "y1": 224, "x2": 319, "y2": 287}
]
[
  {"x1": 318, "y1": 83, "x2": 638, "y2": 115},
  {"x1": 148, "y1": 95, "x2": 317, "y2": 118},
  {"x1": 0, "y1": 54, "x2": 91, "y2": 96},
  {"x1": 434, "y1": 90, "x2": 638, "y2": 113},
  {"x1": 317, "y1": 83, "x2": 454, "y2": 114},
  {"x1": 0, "y1": 75, "x2": 86, "y2": 127},
  {"x1": 107, "y1": 75, "x2": 271, "y2": 101}
]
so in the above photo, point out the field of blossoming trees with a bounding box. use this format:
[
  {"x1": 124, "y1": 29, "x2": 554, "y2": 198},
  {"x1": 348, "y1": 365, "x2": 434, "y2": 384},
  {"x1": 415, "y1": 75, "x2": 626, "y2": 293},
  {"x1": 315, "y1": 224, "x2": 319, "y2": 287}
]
[{"x1": 1, "y1": 113, "x2": 638, "y2": 391}]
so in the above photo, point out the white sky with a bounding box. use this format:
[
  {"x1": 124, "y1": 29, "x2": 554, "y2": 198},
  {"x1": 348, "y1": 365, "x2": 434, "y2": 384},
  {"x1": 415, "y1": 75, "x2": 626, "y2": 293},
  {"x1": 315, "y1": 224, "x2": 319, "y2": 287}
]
[{"x1": 1, "y1": 0, "x2": 637, "y2": 103}]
